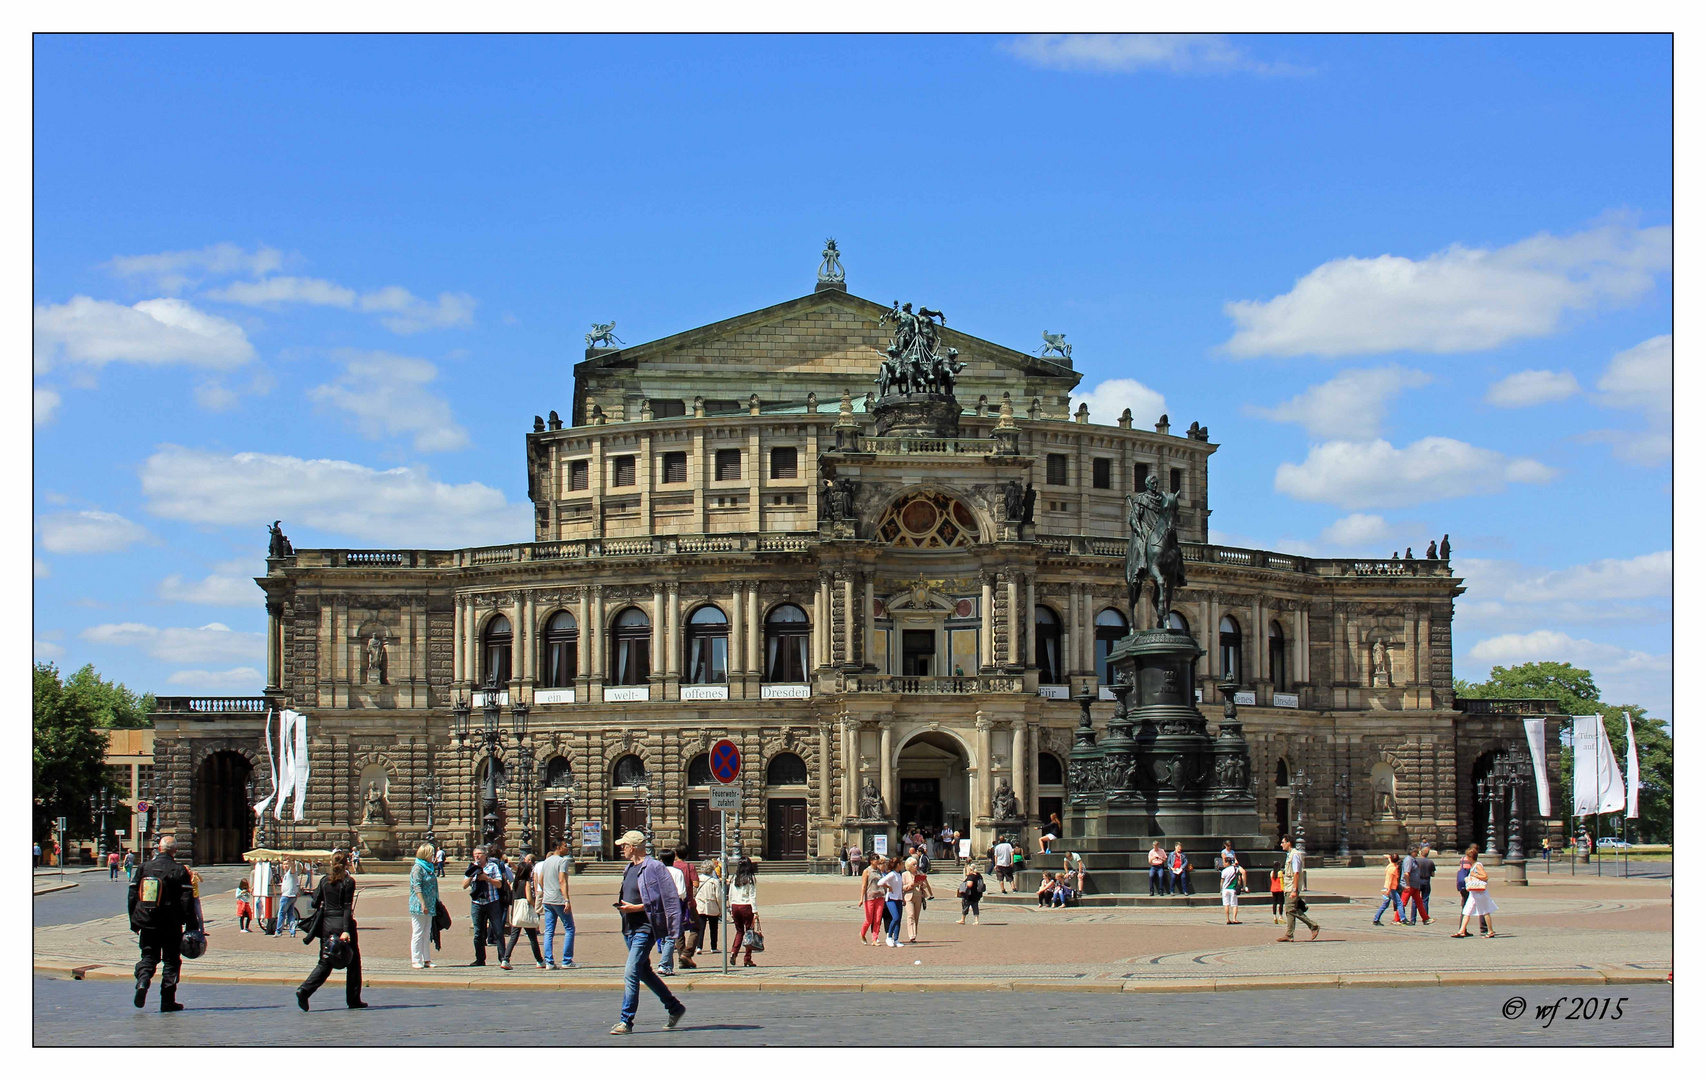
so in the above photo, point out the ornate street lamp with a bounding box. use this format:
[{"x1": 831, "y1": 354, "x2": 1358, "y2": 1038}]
[
  {"x1": 1334, "y1": 770, "x2": 1351, "y2": 858},
  {"x1": 1292, "y1": 764, "x2": 1312, "y2": 850},
  {"x1": 511, "y1": 701, "x2": 534, "y2": 857},
  {"x1": 90, "y1": 787, "x2": 116, "y2": 858},
  {"x1": 418, "y1": 772, "x2": 443, "y2": 851}
]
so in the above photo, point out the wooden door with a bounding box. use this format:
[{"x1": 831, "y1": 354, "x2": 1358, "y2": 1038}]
[
  {"x1": 544, "y1": 801, "x2": 568, "y2": 852},
  {"x1": 688, "y1": 799, "x2": 724, "y2": 859},
  {"x1": 613, "y1": 800, "x2": 647, "y2": 857},
  {"x1": 766, "y1": 799, "x2": 808, "y2": 859}
]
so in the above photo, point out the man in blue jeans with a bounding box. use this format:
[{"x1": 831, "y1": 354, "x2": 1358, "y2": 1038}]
[
  {"x1": 462, "y1": 845, "x2": 505, "y2": 966},
  {"x1": 538, "y1": 841, "x2": 576, "y2": 968},
  {"x1": 610, "y1": 830, "x2": 685, "y2": 1036}
]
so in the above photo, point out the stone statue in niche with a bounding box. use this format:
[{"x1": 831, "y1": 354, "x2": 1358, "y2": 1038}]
[
  {"x1": 1021, "y1": 481, "x2": 1037, "y2": 525},
  {"x1": 361, "y1": 782, "x2": 388, "y2": 826},
  {"x1": 858, "y1": 777, "x2": 885, "y2": 819},
  {"x1": 1003, "y1": 478, "x2": 1025, "y2": 522},
  {"x1": 991, "y1": 778, "x2": 1020, "y2": 820},
  {"x1": 1371, "y1": 638, "x2": 1392, "y2": 687},
  {"x1": 364, "y1": 631, "x2": 388, "y2": 685}
]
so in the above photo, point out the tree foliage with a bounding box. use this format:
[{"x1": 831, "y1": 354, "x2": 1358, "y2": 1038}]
[
  {"x1": 32, "y1": 662, "x2": 150, "y2": 843},
  {"x1": 1459, "y1": 660, "x2": 1671, "y2": 843}
]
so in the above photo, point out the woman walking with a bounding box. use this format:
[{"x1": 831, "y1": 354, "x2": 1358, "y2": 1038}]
[
  {"x1": 1269, "y1": 858, "x2": 1286, "y2": 924},
  {"x1": 1372, "y1": 853, "x2": 1404, "y2": 926},
  {"x1": 901, "y1": 856, "x2": 934, "y2": 943},
  {"x1": 296, "y1": 851, "x2": 366, "y2": 1011},
  {"x1": 956, "y1": 863, "x2": 985, "y2": 925},
  {"x1": 408, "y1": 842, "x2": 438, "y2": 968},
  {"x1": 878, "y1": 856, "x2": 906, "y2": 947},
  {"x1": 1456, "y1": 848, "x2": 1488, "y2": 934},
  {"x1": 728, "y1": 857, "x2": 759, "y2": 967},
  {"x1": 694, "y1": 861, "x2": 721, "y2": 957},
  {"x1": 1453, "y1": 844, "x2": 1498, "y2": 938},
  {"x1": 860, "y1": 852, "x2": 887, "y2": 945},
  {"x1": 501, "y1": 852, "x2": 545, "y2": 969}
]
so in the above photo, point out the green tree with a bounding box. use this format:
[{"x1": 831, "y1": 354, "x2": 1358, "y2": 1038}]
[
  {"x1": 1599, "y1": 704, "x2": 1673, "y2": 844},
  {"x1": 1467, "y1": 661, "x2": 1601, "y2": 717},
  {"x1": 32, "y1": 662, "x2": 111, "y2": 843},
  {"x1": 63, "y1": 662, "x2": 154, "y2": 728}
]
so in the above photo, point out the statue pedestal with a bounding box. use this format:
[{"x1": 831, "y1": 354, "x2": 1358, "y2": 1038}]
[
  {"x1": 1504, "y1": 858, "x2": 1529, "y2": 886},
  {"x1": 871, "y1": 393, "x2": 960, "y2": 438},
  {"x1": 850, "y1": 820, "x2": 894, "y2": 858},
  {"x1": 358, "y1": 826, "x2": 396, "y2": 860}
]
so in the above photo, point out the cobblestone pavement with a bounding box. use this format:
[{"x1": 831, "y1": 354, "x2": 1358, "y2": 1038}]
[
  {"x1": 35, "y1": 865, "x2": 1671, "y2": 990},
  {"x1": 32, "y1": 976, "x2": 1672, "y2": 1046}
]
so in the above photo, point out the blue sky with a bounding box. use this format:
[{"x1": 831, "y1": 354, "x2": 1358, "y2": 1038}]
[{"x1": 31, "y1": 33, "x2": 1672, "y2": 716}]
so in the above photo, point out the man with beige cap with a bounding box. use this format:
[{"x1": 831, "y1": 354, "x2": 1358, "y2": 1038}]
[{"x1": 610, "y1": 830, "x2": 687, "y2": 1035}]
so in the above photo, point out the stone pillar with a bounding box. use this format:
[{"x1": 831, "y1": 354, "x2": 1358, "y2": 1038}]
[
  {"x1": 980, "y1": 574, "x2": 995, "y2": 670},
  {"x1": 1011, "y1": 722, "x2": 1027, "y2": 816},
  {"x1": 266, "y1": 602, "x2": 282, "y2": 691},
  {"x1": 665, "y1": 582, "x2": 681, "y2": 677},
  {"x1": 1207, "y1": 593, "x2": 1221, "y2": 678},
  {"x1": 862, "y1": 575, "x2": 875, "y2": 671},
  {"x1": 842, "y1": 719, "x2": 857, "y2": 820},
  {"x1": 747, "y1": 580, "x2": 762, "y2": 676},
  {"x1": 1025, "y1": 723, "x2": 1040, "y2": 818},
  {"x1": 1295, "y1": 605, "x2": 1309, "y2": 684},
  {"x1": 577, "y1": 590, "x2": 591, "y2": 682},
  {"x1": 451, "y1": 595, "x2": 464, "y2": 684},
  {"x1": 1006, "y1": 574, "x2": 1021, "y2": 668},
  {"x1": 842, "y1": 575, "x2": 856, "y2": 666},
  {"x1": 463, "y1": 598, "x2": 478, "y2": 686},
  {"x1": 879, "y1": 723, "x2": 894, "y2": 821},
  {"x1": 976, "y1": 717, "x2": 993, "y2": 818},
  {"x1": 1067, "y1": 583, "x2": 1083, "y2": 675},
  {"x1": 1417, "y1": 605, "x2": 1433, "y2": 701},
  {"x1": 1025, "y1": 575, "x2": 1038, "y2": 666},
  {"x1": 729, "y1": 581, "x2": 745, "y2": 675},
  {"x1": 814, "y1": 573, "x2": 830, "y2": 672},
  {"x1": 1403, "y1": 604, "x2": 1418, "y2": 686},
  {"x1": 818, "y1": 723, "x2": 833, "y2": 821},
  {"x1": 521, "y1": 591, "x2": 536, "y2": 684},
  {"x1": 651, "y1": 585, "x2": 665, "y2": 689},
  {"x1": 590, "y1": 586, "x2": 605, "y2": 681}
]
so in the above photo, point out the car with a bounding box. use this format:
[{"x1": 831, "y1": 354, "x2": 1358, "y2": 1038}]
[{"x1": 1596, "y1": 837, "x2": 1631, "y2": 850}]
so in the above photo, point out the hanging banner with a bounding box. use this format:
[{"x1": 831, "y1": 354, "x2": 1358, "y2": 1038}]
[
  {"x1": 1625, "y1": 715, "x2": 1640, "y2": 820},
  {"x1": 290, "y1": 708, "x2": 310, "y2": 821},
  {"x1": 1522, "y1": 718, "x2": 1552, "y2": 817},
  {"x1": 274, "y1": 709, "x2": 296, "y2": 818},
  {"x1": 1571, "y1": 715, "x2": 1625, "y2": 817},
  {"x1": 253, "y1": 709, "x2": 278, "y2": 817}
]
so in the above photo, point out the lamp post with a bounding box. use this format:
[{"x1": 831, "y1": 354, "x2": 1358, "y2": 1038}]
[
  {"x1": 91, "y1": 787, "x2": 115, "y2": 858},
  {"x1": 511, "y1": 701, "x2": 533, "y2": 857},
  {"x1": 1334, "y1": 770, "x2": 1351, "y2": 858},
  {"x1": 418, "y1": 773, "x2": 443, "y2": 851},
  {"x1": 1292, "y1": 764, "x2": 1312, "y2": 851}
]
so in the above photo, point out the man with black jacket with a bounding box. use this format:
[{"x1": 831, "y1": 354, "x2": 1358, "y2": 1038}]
[{"x1": 128, "y1": 833, "x2": 195, "y2": 1012}]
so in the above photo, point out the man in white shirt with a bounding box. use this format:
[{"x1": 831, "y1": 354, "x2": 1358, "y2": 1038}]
[
  {"x1": 275, "y1": 860, "x2": 300, "y2": 936},
  {"x1": 656, "y1": 850, "x2": 688, "y2": 976},
  {"x1": 992, "y1": 839, "x2": 1015, "y2": 893},
  {"x1": 537, "y1": 841, "x2": 575, "y2": 968}
]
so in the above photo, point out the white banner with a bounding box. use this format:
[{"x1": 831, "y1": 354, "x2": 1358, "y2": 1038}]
[
  {"x1": 253, "y1": 709, "x2": 278, "y2": 817},
  {"x1": 1625, "y1": 715, "x2": 1640, "y2": 820},
  {"x1": 290, "y1": 708, "x2": 310, "y2": 821},
  {"x1": 1522, "y1": 718, "x2": 1552, "y2": 817},
  {"x1": 274, "y1": 709, "x2": 296, "y2": 818},
  {"x1": 1571, "y1": 715, "x2": 1625, "y2": 817}
]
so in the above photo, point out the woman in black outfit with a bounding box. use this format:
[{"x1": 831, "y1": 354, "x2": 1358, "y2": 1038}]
[
  {"x1": 296, "y1": 851, "x2": 366, "y2": 1010},
  {"x1": 501, "y1": 853, "x2": 545, "y2": 969}
]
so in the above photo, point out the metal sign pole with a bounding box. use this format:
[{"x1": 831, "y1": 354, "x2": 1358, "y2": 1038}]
[{"x1": 720, "y1": 809, "x2": 728, "y2": 977}]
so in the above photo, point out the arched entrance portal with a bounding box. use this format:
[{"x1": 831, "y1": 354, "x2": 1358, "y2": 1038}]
[
  {"x1": 896, "y1": 732, "x2": 971, "y2": 838},
  {"x1": 193, "y1": 750, "x2": 253, "y2": 864}
]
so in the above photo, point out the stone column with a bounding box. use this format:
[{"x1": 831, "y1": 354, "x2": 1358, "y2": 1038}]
[
  {"x1": 862, "y1": 575, "x2": 875, "y2": 671},
  {"x1": 451, "y1": 595, "x2": 463, "y2": 684},
  {"x1": 729, "y1": 581, "x2": 745, "y2": 675},
  {"x1": 818, "y1": 722, "x2": 834, "y2": 821},
  {"x1": 1207, "y1": 593, "x2": 1221, "y2": 678},
  {"x1": 1025, "y1": 575, "x2": 1038, "y2": 666},
  {"x1": 842, "y1": 574, "x2": 856, "y2": 666},
  {"x1": 651, "y1": 585, "x2": 665, "y2": 690},
  {"x1": 747, "y1": 580, "x2": 762, "y2": 676},
  {"x1": 1025, "y1": 723, "x2": 1041, "y2": 818},
  {"x1": 265, "y1": 602, "x2": 282, "y2": 691},
  {"x1": 814, "y1": 573, "x2": 830, "y2": 672},
  {"x1": 976, "y1": 717, "x2": 993, "y2": 818},
  {"x1": 521, "y1": 591, "x2": 536, "y2": 684},
  {"x1": 1417, "y1": 605, "x2": 1432, "y2": 699},
  {"x1": 1006, "y1": 573, "x2": 1021, "y2": 668},
  {"x1": 1295, "y1": 605, "x2": 1309, "y2": 684},
  {"x1": 577, "y1": 590, "x2": 591, "y2": 682},
  {"x1": 665, "y1": 582, "x2": 681, "y2": 677},
  {"x1": 590, "y1": 586, "x2": 605, "y2": 681},
  {"x1": 1403, "y1": 604, "x2": 1418, "y2": 686},
  {"x1": 1011, "y1": 721, "x2": 1027, "y2": 816},
  {"x1": 464, "y1": 598, "x2": 478, "y2": 687},
  {"x1": 980, "y1": 573, "x2": 995, "y2": 670},
  {"x1": 842, "y1": 719, "x2": 857, "y2": 820},
  {"x1": 1066, "y1": 583, "x2": 1083, "y2": 675},
  {"x1": 879, "y1": 723, "x2": 894, "y2": 821}
]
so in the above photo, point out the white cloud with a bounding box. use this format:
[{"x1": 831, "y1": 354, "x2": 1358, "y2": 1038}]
[
  {"x1": 1454, "y1": 553, "x2": 1672, "y2": 635},
  {"x1": 33, "y1": 296, "x2": 255, "y2": 373},
  {"x1": 107, "y1": 242, "x2": 283, "y2": 294},
  {"x1": 36, "y1": 509, "x2": 153, "y2": 554},
  {"x1": 166, "y1": 666, "x2": 264, "y2": 689},
  {"x1": 1484, "y1": 369, "x2": 1581, "y2": 408},
  {"x1": 208, "y1": 276, "x2": 476, "y2": 334},
  {"x1": 1583, "y1": 334, "x2": 1672, "y2": 465},
  {"x1": 81, "y1": 621, "x2": 264, "y2": 664},
  {"x1": 194, "y1": 383, "x2": 240, "y2": 411},
  {"x1": 34, "y1": 556, "x2": 50, "y2": 578},
  {"x1": 1465, "y1": 629, "x2": 1671, "y2": 715},
  {"x1": 1221, "y1": 218, "x2": 1671, "y2": 358},
  {"x1": 158, "y1": 570, "x2": 261, "y2": 607},
  {"x1": 139, "y1": 445, "x2": 532, "y2": 548},
  {"x1": 1319, "y1": 513, "x2": 1392, "y2": 548},
  {"x1": 34, "y1": 639, "x2": 64, "y2": 660},
  {"x1": 1503, "y1": 550, "x2": 1671, "y2": 604},
  {"x1": 1248, "y1": 366, "x2": 1430, "y2": 439},
  {"x1": 1001, "y1": 34, "x2": 1305, "y2": 75},
  {"x1": 1077, "y1": 377, "x2": 1167, "y2": 428},
  {"x1": 34, "y1": 385, "x2": 60, "y2": 426},
  {"x1": 308, "y1": 349, "x2": 470, "y2": 452},
  {"x1": 1274, "y1": 436, "x2": 1557, "y2": 509}
]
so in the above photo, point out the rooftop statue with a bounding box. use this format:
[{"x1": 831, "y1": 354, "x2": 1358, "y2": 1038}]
[
  {"x1": 586, "y1": 321, "x2": 625, "y2": 349},
  {"x1": 818, "y1": 238, "x2": 845, "y2": 284},
  {"x1": 1037, "y1": 331, "x2": 1071, "y2": 360},
  {"x1": 876, "y1": 300, "x2": 963, "y2": 398},
  {"x1": 1125, "y1": 474, "x2": 1188, "y2": 629}
]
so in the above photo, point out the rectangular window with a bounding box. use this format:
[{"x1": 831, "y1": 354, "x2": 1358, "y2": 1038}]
[
  {"x1": 1092, "y1": 457, "x2": 1112, "y2": 489},
  {"x1": 714, "y1": 448, "x2": 742, "y2": 481},
  {"x1": 662, "y1": 451, "x2": 687, "y2": 484},
  {"x1": 651, "y1": 399, "x2": 686, "y2": 419},
  {"x1": 1169, "y1": 467, "x2": 1182, "y2": 494},
  {"x1": 611, "y1": 455, "x2": 636, "y2": 487},
  {"x1": 1046, "y1": 453, "x2": 1068, "y2": 485},
  {"x1": 770, "y1": 446, "x2": 798, "y2": 479},
  {"x1": 568, "y1": 460, "x2": 590, "y2": 491},
  {"x1": 1133, "y1": 461, "x2": 1150, "y2": 491}
]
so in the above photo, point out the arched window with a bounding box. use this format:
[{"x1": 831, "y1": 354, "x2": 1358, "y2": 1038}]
[
  {"x1": 764, "y1": 604, "x2": 810, "y2": 682},
  {"x1": 1035, "y1": 605, "x2": 1063, "y2": 684},
  {"x1": 1094, "y1": 608, "x2": 1129, "y2": 685},
  {"x1": 543, "y1": 756, "x2": 573, "y2": 788},
  {"x1": 1275, "y1": 758, "x2": 1290, "y2": 788},
  {"x1": 1167, "y1": 611, "x2": 1190, "y2": 634},
  {"x1": 1268, "y1": 620, "x2": 1287, "y2": 690},
  {"x1": 686, "y1": 754, "x2": 713, "y2": 787},
  {"x1": 765, "y1": 752, "x2": 808, "y2": 786},
  {"x1": 482, "y1": 614, "x2": 513, "y2": 687},
  {"x1": 611, "y1": 608, "x2": 651, "y2": 685},
  {"x1": 1038, "y1": 753, "x2": 1065, "y2": 786},
  {"x1": 1219, "y1": 616, "x2": 1242, "y2": 683},
  {"x1": 612, "y1": 755, "x2": 647, "y2": 788},
  {"x1": 541, "y1": 611, "x2": 578, "y2": 688},
  {"x1": 684, "y1": 605, "x2": 729, "y2": 684}
]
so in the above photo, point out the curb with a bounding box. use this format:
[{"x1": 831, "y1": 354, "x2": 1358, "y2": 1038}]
[
  {"x1": 34, "y1": 960, "x2": 1670, "y2": 995},
  {"x1": 33, "y1": 883, "x2": 80, "y2": 896}
]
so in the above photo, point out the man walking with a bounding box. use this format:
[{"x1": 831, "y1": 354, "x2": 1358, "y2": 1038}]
[
  {"x1": 1147, "y1": 841, "x2": 1166, "y2": 896},
  {"x1": 275, "y1": 859, "x2": 301, "y2": 937},
  {"x1": 128, "y1": 833, "x2": 195, "y2": 1012},
  {"x1": 1276, "y1": 836, "x2": 1319, "y2": 942},
  {"x1": 462, "y1": 845, "x2": 503, "y2": 966},
  {"x1": 992, "y1": 836, "x2": 1014, "y2": 893},
  {"x1": 1407, "y1": 844, "x2": 1435, "y2": 925},
  {"x1": 675, "y1": 845, "x2": 701, "y2": 969},
  {"x1": 538, "y1": 841, "x2": 576, "y2": 968},
  {"x1": 611, "y1": 830, "x2": 686, "y2": 1036}
]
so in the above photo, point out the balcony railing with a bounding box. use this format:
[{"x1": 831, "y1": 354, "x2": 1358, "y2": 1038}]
[
  {"x1": 1456, "y1": 697, "x2": 1562, "y2": 716},
  {"x1": 1038, "y1": 536, "x2": 1456, "y2": 579},
  {"x1": 857, "y1": 436, "x2": 999, "y2": 456},
  {"x1": 846, "y1": 675, "x2": 1026, "y2": 694},
  {"x1": 154, "y1": 696, "x2": 274, "y2": 714}
]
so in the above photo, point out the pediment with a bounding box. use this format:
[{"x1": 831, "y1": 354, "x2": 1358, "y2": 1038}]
[{"x1": 885, "y1": 583, "x2": 956, "y2": 613}]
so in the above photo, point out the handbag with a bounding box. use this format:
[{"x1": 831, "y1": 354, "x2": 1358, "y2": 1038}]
[
  {"x1": 742, "y1": 915, "x2": 765, "y2": 953},
  {"x1": 511, "y1": 896, "x2": 540, "y2": 928}
]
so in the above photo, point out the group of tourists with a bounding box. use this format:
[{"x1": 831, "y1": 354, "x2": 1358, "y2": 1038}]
[
  {"x1": 857, "y1": 851, "x2": 933, "y2": 946},
  {"x1": 1369, "y1": 842, "x2": 1497, "y2": 937}
]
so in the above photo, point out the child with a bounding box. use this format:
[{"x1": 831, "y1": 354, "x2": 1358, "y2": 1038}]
[
  {"x1": 1269, "y1": 859, "x2": 1286, "y2": 924},
  {"x1": 235, "y1": 880, "x2": 254, "y2": 932},
  {"x1": 956, "y1": 865, "x2": 986, "y2": 925}
]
